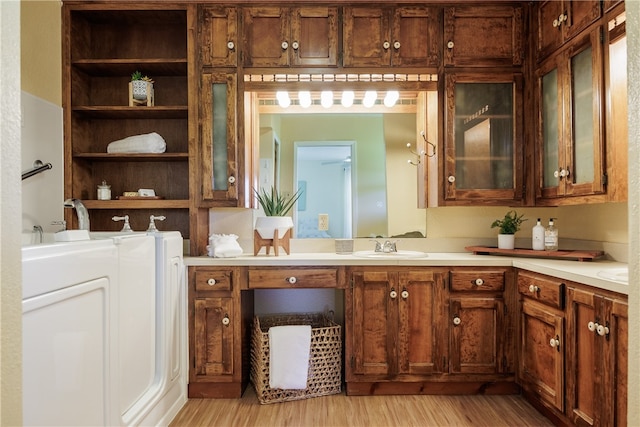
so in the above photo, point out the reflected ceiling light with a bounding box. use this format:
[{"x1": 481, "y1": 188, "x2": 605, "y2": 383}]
[
  {"x1": 341, "y1": 90, "x2": 355, "y2": 108},
  {"x1": 363, "y1": 90, "x2": 377, "y2": 108},
  {"x1": 276, "y1": 91, "x2": 290, "y2": 108},
  {"x1": 321, "y1": 90, "x2": 333, "y2": 108},
  {"x1": 384, "y1": 90, "x2": 399, "y2": 107},
  {"x1": 298, "y1": 91, "x2": 312, "y2": 108}
]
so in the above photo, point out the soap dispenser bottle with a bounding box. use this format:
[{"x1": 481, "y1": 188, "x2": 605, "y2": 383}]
[
  {"x1": 544, "y1": 218, "x2": 559, "y2": 251},
  {"x1": 532, "y1": 218, "x2": 545, "y2": 251}
]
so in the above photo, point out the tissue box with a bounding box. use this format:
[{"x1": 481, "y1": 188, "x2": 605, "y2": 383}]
[{"x1": 250, "y1": 313, "x2": 341, "y2": 404}]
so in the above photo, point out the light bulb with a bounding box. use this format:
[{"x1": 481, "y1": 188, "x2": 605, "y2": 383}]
[
  {"x1": 276, "y1": 91, "x2": 290, "y2": 108},
  {"x1": 298, "y1": 91, "x2": 311, "y2": 108},
  {"x1": 363, "y1": 90, "x2": 377, "y2": 108},
  {"x1": 384, "y1": 90, "x2": 399, "y2": 107},
  {"x1": 321, "y1": 90, "x2": 333, "y2": 108},
  {"x1": 341, "y1": 90, "x2": 354, "y2": 108}
]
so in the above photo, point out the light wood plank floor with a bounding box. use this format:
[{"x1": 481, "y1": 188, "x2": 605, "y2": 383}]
[{"x1": 170, "y1": 387, "x2": 553, "y2": 427}]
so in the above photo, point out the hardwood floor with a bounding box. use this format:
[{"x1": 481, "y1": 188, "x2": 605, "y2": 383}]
[{"x1": 170, "y1": 387, "x2": 554, "y2": 427}]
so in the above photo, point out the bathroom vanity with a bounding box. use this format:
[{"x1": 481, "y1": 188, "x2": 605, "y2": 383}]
[{"x1": 185, "y1": 252, "x2": 628, "y2": 426}]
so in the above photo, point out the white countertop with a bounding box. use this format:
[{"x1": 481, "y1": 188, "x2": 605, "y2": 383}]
[{"x1": 185, "y1": 252, "x2": 629, "y2": 295}]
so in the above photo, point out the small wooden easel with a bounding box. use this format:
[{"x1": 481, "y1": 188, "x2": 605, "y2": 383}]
[{"x1": 253, "y1": 228, "x2": 291, "y2": 256}]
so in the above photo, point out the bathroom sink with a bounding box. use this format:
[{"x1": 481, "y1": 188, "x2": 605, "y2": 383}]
[
  {"x1": 597, "y1": 267, "x2": 628, "y2": 284},
  {"x1": 353, "y1": 250, "x2": 428, "y2": 259}
]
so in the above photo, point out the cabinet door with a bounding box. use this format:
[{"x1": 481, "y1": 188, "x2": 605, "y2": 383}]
[
  {"x1": 563, "y1": 1, "x2": 602, "y2": 41},
  {"x1": 192, "y1": 297, "x2": 234, "y2": 379},
  {"x1": 449, "y1": 297, "x2": 505, "y2": 374},
  {"x1": 349, "y1": 270, "x2": 394, "y2": 377},
  {"x1": 291, "y1": 7, "x2": 338, "y2": 67},
  {"x1": 444, "y1": 5, "x2": 523, "y2": 67},
  {"x1": 443, "y1": 72, "x2": 524, "y2": 204},
  {"x1": 536, "y1": 29, "x2": 605, "y2": 202},
  {"x1": 520, "y1": 299, "x2": 564, "y2": 412},
  {"x1": 200, "y1": 72, "x2": 238, "y2": 205},
  {"x1": 536, "y1": 1, "x2": 566, "y2": 60},
  {"x1": 566, "y1": 287, "x2": 601, "y2": 426},
  {"x1": 242, "y1": 7, "x2": 290, "y2": 67},
  {"x1": 199, "y1": 6, "x2": 237, "y2": 67},
  {"x1": 391, "y1": 7, "x2": 439, "y2": 67},
  {"x1": 397, "y1": 271, "x2": 442, "y2": 375},
  {"x1": 602, "y1": 299, "x2": 628, "y2": 427},
  {"x1": 343, "y1": 7, "x2": 390, "y2": 67}
]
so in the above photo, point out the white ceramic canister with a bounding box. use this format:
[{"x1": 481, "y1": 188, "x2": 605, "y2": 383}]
[{"x1": 97, "y1": 180, "x2": 111, "y2": 200}]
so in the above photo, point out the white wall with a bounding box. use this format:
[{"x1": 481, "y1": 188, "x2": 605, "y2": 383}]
[
  {"x1": 21, "y1": 91, "x2": 64, "y2": 237},
  {"x1": 0, "y1": 1, "x2": 24, "y2": 425}
]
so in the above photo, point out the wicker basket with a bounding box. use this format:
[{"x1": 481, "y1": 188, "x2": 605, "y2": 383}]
[{"x1": 250, "y1": 312, "x2": 342, "y2": 404}]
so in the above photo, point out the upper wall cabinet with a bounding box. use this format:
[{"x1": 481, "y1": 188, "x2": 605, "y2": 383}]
[
  {"x1": 342, "y1": 6, "x2": 439, "y2": 68},
  {"x1": 199, "y1": 6, "x2": 238, "y2": 68},
  {"x1": 242, "y1": 6, "x2": 338, "y2": 67},
  {"x1": 536, "y1": 0, "x2": 601, "y2": 61},
  {"x1": 442, "y1": 72, "x2": 524, "y2": 205},
  {"x1": 443, "y1": 5, "x2": 524, "y2": 68},
  {"x1": 535, "y1": 28, "x2": 605, "y2": 204}
]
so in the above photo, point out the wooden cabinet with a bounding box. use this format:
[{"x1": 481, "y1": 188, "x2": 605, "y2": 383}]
[
  {"x1": 242, "y1": 6, "x2": 338, "y2": 67},
  {"x1": 442, "y1": 71, "x2": 524, "y2": 205},
  {"x1": 346, "y1": 268, "x2": 446, "y2": 388},
  {"x1": 248, "y1": 267, "x2": 341, "y2": 289},
  {"x1": 199, "y1": 6, "x2": 237, "y2": 67},
  {"x1": 535, "y1": 28, "x2": 605, "y2": 204},
  {"x1": 566, "y1": 286, "x2": 628, "y2": 426},
  {"x1": 517, "y1": 271, "x2": 565, "y2": 413},
  {"x1": 443, "y1": 5, "x2": 524, "y2": 68},
  {"x1": 342, "y1": 6, "x2": 439, "y2": 68},
  {"x1": 198, "y1": 72, "x2": 242, "y2": 206},
  {"x1": 448, "y1": 269, "x2": 511, "y2": 375},
  {"x1": 188, "y1": 266, "x2": 252, "y2": 398},
  {"x1": 536, "y1": 0, "x2": 602, "y2": 61},
  {"x1": 62, "y1": 4, "x2": 192, "y2": 236}
]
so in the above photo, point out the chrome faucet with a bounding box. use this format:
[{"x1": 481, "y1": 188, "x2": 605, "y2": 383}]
[
  {"x1": 373, "y1": 239, "x2": 397, "y2": 253},
  {"x1": 63, "y1": 198, "x2": 90, "y2": 230}
]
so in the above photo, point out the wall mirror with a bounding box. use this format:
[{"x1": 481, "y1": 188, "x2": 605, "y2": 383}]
[{"x1": 245, "y1": 84, "x2": 438, "y2": 239}]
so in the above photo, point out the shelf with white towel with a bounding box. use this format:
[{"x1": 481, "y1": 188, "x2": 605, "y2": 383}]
[{"x1": 74, "y1": 152, "x2": 189, "y2": 161}]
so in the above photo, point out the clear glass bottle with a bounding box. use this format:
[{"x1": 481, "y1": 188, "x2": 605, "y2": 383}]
[
  {"x1": 97, "y1": 180, "x2": 111, "y2": 200},
  {"x1": 544, "y1": 218, "x2": 558, "y2": 251}
]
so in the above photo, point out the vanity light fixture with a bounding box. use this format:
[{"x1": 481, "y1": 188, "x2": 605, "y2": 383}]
[
  {"x1": 341, "y1": 90, "x2": 354, "y2": 108},
  {"x1": 321, "y1": 90, "x2": 333, "y2": 108}
]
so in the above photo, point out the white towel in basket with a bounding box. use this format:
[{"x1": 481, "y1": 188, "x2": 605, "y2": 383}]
[{"x1": 268, "y1": 325, "x2": 311, "y2": 389}]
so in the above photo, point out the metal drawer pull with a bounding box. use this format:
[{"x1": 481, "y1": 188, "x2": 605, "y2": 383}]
[
  {"x1": 286, "y1": 276, "x2": 297, "y2": 284},
  {"x1": 207, "y1": 278, "x2": 217, "y2": 286},
  {"x1": 529, "y1": 284, "x2": 539, "y2": 293},
  {"x1": 474, "y1": 278, "x2": 484, "y2": 286},
  {"x1": 222, "y1": 315, "x2": 230, "y2": 326}
]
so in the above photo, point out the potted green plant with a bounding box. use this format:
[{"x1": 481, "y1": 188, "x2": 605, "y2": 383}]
[
  {"x1": 491, "y1": 210, "x2": 527, "y2": 249},
  {"x1": 130, "y1": 70, "x2": 154, "y2": 102},
  {"x1": 253, "y1": 186, "x2": 303, "y2": 240}
]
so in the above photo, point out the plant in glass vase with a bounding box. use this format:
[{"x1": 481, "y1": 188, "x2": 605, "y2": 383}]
[{"x1": 491, "y1": 210, "x2": 527, "y2": 250}]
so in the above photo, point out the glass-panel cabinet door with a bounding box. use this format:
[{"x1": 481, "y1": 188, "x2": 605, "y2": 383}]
[
  {"x1": 538, "y1": 57, "x2": 563, "y2": 198},
  {"x1": 200, "y1": 72, "x2": 238, "y2": 204},
  {"x1": 444, "y1": 72, "x2": 523, "y2": 204}
]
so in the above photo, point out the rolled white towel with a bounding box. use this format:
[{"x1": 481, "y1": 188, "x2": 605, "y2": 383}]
[{"x1": 106, "y1": 132, "x2": 166, "y2": 154}]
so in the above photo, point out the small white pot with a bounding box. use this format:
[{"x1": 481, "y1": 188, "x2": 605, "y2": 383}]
[
  {"x1": 497, "y1": 234, "x2": 515, "y2": 250},
  {"x1": 132, "y1": 80, "x2": 151, "y2": 100},
  {"x1": 255, "y1": 216, "x2": 293, "y2": 239}
]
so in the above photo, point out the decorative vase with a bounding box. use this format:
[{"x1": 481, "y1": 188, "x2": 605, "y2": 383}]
[
  {"x1": 254, "y1": 216, "x2": 293, "y2": 239},
  {"x1": 132, "y1": 80, "x2": 152, "y2": 100},
  {"x1": 498, "y1": 234, "x2": 515, "y2": 250}
]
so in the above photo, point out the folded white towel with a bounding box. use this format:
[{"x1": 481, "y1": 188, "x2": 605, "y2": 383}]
[
  {"x1": 207, "y1": 234, "x2": 243, "y2": 258},
  {"x1": 106, "y1": 132, "x2": 166, "y2": 154},
  {"x1": 269, "y1": 325, "x2": 311, "y2": 389}
]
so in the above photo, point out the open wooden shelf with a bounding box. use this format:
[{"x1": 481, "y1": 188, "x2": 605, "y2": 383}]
[{"x1": 465, "y1": 246, "x2": 605, "y2": 262}]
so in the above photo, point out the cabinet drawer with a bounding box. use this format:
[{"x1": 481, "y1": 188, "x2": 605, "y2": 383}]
[
  {"x1": 194, "y1": 268, "x2": 234, "y2": 293},
  {"x1": 248, "y1": 268, "x2": 338, "y2": 288},
  {"x1": 517, "y1": 271, "x2": 564, "y2": 309},
  {"x1": 450, "y1": 270, "x2": 505, "y2": 292}
]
